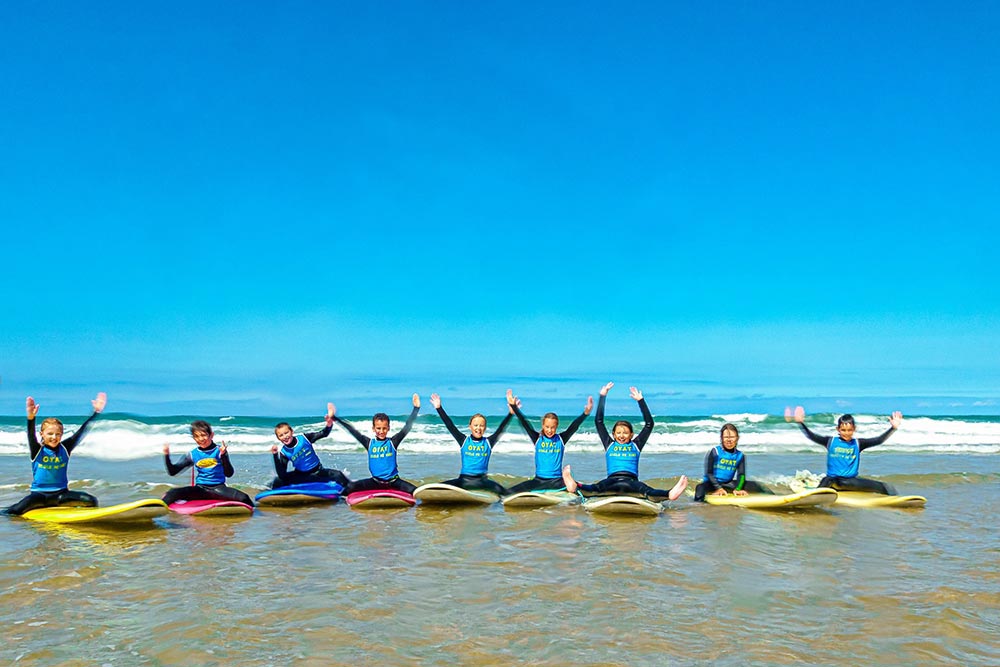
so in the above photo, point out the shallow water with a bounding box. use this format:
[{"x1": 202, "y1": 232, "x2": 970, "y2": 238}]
[{"x1": 1, "y1": 452, "x2": 998, "y2": 666}]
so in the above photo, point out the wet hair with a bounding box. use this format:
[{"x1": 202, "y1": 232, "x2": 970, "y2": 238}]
[
  {"x1": 612, "y1": 420, "x2": 634, "y2": 436},
  {"x1": 469, "y1": 413, "x2": 487, "y2": 426},
  {"x1": 372, "y1": 412, "x2": 390, "y2": 425},
  {"x1": 274, "y1": 422, "x2": 291, "y2": 434},
  {"x1": 40, "y1": 417, "x2": 63, "y2": 431},
  {"x1": 542, "y1": 412, "x2": 559, "y2": 424},
  {"x1": 190, "y1": 420, "x2": 213, "y2": 436},
  {"x1": 837, "y1": 414, "x2": 856, "y2": 428},
  {"x1": 720, "y1": 423, "x2": 739, "y2": 440}
]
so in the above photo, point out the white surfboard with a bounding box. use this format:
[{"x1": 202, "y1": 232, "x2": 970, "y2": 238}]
[
  {"x1": 501, "y1": 490, "x2": 576, "y2": 508},
  {"x1": 582, "y1": 496, "x2": 663, "y2": 516},
  {"x1": 413, "y1": 483, "x2": 498, "y2": 506}
]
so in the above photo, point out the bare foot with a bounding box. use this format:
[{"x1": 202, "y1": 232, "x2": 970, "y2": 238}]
[
  {"x1": 562, "y1": 465, "x2": 578, "y2": 493},
  {"x1": 668, "y1": 475, "x2": 688, "y2": 501}
]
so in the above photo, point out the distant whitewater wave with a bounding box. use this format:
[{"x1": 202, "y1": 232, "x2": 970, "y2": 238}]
[{"x1": 1, "y1": 413, "x2": 998, "y2": 460}]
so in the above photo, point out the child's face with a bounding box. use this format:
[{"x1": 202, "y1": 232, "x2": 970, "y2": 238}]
[
  {"x1": 275, "y1": 425, "x2": 295, "y2": 446},
  {"x1": 373, "y1": 419, "x2": 390, "y2": 440},
  {"x1": 837, "y1": 423, "x2": 856, "y2": 441},
  {"x1": 192, "y1": 429, "x2": 213, "y2": 448},
  {"x1": 541, "y1": 417, "x2": 559, "y2": 438},
  {"x1": 721, "y1": 430, "x2": 739, "y2": 451},
  {"x1": 613, "y1": 425, "x2": 633, "y2": 444},
  {"x1": 40, "y1": 424, "x2": 64, "y2": 448},
  {"x1": 469, "y1": 416, "x2": 487, "y2": 439}
]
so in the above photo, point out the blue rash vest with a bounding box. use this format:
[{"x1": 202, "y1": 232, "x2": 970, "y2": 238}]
[
  {"x1": 605, "y1": 440, "x2": 641, "y2": 476},
  {"x1": 31, "y1": 444, "x2": 70, "y2": 492},
  {"x1": 827, "y1": 437, "x2": 861, "y2": 478},
  {"x1": 460, "y1": 436, "x2": 492, "y2": 476},
  {"x1": 706, "y1": 446, "x2": 743, "y2": 484},
  {"x1": 191, "y1": 445, "x2": 227, "y2": 485},
  {"x1": 534, "y1": 434, "x2": 566, "y2": 479},
  {"x1": 281, "y1": 435, "x2": 322, "y2": 472},
  {"x1": 368, "y1": 438, "x2": 399, "y2": 480}
]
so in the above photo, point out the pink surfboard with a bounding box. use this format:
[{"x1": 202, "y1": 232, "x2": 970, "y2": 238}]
[
  {"x1": 345, "y1": 489, "x2": 415, "y2": 508},
  {"x1": 167, "y1": 499, "x2": 254, "y2": 516}
]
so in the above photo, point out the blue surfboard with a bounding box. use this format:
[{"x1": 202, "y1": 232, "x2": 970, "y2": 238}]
[{"x1": 254, "y1": 482, "x2": 343, "y2": 506}]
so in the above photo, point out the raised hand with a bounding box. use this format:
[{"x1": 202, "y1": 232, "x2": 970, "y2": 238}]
[
  {"x1": 506, "y1": 389, "x2": 517, "y2": 407},
  {"x1": 412, "y1": 393, "x2": 421, "y2": 409},
  {"x1": 326, "y1": 402, "x2": 335, "y2": 425},
  {"x1": 26, "y1": 396, "x2": 39, "y2": 420},
  {"x1": 162, "y1": 444, "x2": 171, "y2": 455},
  {"x1": 889, "y1": 411, "x2": 903, "y2": 429},
  {"x1": 785, "y1": 406, "x2": 805, "y2": 423},
  {"x1": 92, "y1": 392, "x2": 107, "y2": 414},
  {"x1": 430, "y1": 393, "x2": 442, "y2": 409},
  {"x1": 218, "y1": 441, "x2": 227, "y2": 456},
  {"x1": 270, "y1": 444, "x2": 279, "y2": 454},
  {"x1": 583, "y1": 396, "x2": 594, "y2": 415},
  {"x1": 629, "y1": 386, "x2": 642, "y2": 401},
  {"x1": 600, "y1": 382, "x2": 614, "y2": 396}
]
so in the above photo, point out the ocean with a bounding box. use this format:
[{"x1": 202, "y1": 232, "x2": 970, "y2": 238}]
[{"x1": 1, "y1": 411, "x2": 998, "y2": 666}]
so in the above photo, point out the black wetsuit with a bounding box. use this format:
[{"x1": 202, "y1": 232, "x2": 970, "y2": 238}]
[
  {"x1": 693, "y1": 447, "x2": 773, "y2": 501},
  {"x1": 162, "y1": 447, "x2": 254, "y2": 505},
  {"x1": 435, "y1": 406, "x2": 513, "y2": 496},
  {"x1": 3, "y1": 413, "x2": 100, "y2": 516},
  {"x1": 798, "y1": 423, "x2": 898, "y2": 495},
  {"x1": 335, "y1": 407, "x2": 419, "y2": 494},
  {"x1": 506, "y1": 405, "x2": 589, "y2": 494},
  {"x1": 270, "y1": 424, "x2": 350, "y2": 488},
  {"x1": 576, "y1": 395, "x2": 675, "y2": 501}
]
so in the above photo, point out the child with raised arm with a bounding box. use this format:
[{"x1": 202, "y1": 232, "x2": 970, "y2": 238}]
[
  {"x1": 332, "y1": 394, "x2": 421, "y2": 495},
  {"x1": 162, "y1": 420, "x2": 254, "y2": 506},
  {"x1": 785, "y1": 406, "x2": 902, "y2": 495},
  {"x1": 505, "y1": 388, "x2": 592, "y2": 494},
  {"x1": 562, "y1": 382, "x2": 687, "y2": 501},
  {"x1": 269, "y1": 403, "x2": 350, "y2": 489},
  {"x1": 3, "y1": 393, "x2": 106, "y2": 516},
  {"x1": 429, "y1": 393, "x2": 514, "y2": 496},
  {"x1": 693, "y1": 423, "x2": 773, "y2": 501}
]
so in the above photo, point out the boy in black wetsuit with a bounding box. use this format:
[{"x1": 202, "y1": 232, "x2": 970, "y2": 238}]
[
  {"x1": 162, "y1": 420, "x2": 254, "y2": 506},
  {"x1": 331, "y1": 394, "x2": 421, "y2": 495},
  {"x1": 269, "y1": 403, "x2": 350, "y2": 489},
  {"x1": 785, "y1": 406, "x2": 902, "y2": 495}
]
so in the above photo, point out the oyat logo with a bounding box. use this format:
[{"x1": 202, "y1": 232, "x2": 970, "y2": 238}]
[{"x1": 196, "y1": 458, "x2": 219, "y2": 468}]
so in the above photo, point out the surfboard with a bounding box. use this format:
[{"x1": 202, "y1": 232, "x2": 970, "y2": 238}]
[
  {"x1": 501, "y1": 490, "x2": 576, "y2": 508},
  {"x1": 833, "y1": 491, "x2": 927, "y2": 508},
  {"x1": 704, "y1": 488, "x2": 838, "y2": 510},
  {"x1": 23, "y1": 499, "x2": 169, "y2": 524},
  {"x1": 582, "y1": 496, "x2": 663, "y2": 516},
  {"x1": 167, "y1": 499, "x2": 254, "y2": 516},
  {"x1": 345, "y1": 489, "x2": 416, "y2": 509},
  {"x1": 254, "y1": 482, "x2": 343, "y2": 506},
  {"x1": 413, "y1": 483, "x2": 498, "y2": 506}
]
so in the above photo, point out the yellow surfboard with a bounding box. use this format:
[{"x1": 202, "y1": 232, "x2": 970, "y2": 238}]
[
  {"x1": 704, "y1": 488, "x2": 838, "y2": 510},
  {"x1": 23, "y1": 499, "x2": 169, "y2": 524},
  {"x1": 834, "y1": 492, "x2": 927, "y2": 508}
]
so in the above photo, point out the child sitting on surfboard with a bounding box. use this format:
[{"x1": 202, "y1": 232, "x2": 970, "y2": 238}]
[
  {"x1": 3, "y1": 393, "x2": 106, "y2": 516},
  {"x1": 785, "y1": 406, "x2": 903, "y2": 495},
  {"x1": 269, "y1": 403, "x2": 351, "y2": 489},
  {"x1": 332, "y1": 394, "x2": 421, "y2": 495},
  {"x1": 429, "y1": 393, "x2": 514, "y2": 496},
  {"x1": 162, "y1": 420, "x2": 254, "y2": 506},
  {"x1": 505, "y1": 389, "x2": 593, "y2": 494},
  {"x1": 562, "y1": 382, "x2": 687, "y2": 501},
  {"x1": 693, "y1": 423, "x2": 773, "y2": 501}
]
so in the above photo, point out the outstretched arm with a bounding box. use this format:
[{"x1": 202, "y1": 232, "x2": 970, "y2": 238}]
[
  {"x1": 594, "y1": 390, "x2": 611, "y2": 445},
  {"x1": 62, "y1": 393, "x2": 107, "y2": 454},
  {"x1": 163, "y1": 445, "x2": 193, "y2": 476},
  {"x1": 391, "y1": 397, "x2": 421, "y2": 447},
  {"x1": 859, "y1": 412, "x2": 902, "y2": 451},
  {"x1": 508, "y1": 390, "x2": 540, "y2": 442},
  {"x1": 487, "y1": 411, "x2": 515, "y2": 447},
  {"x1": 786, "y1": 406, "x2": 829, "y2": 448},
  {"x1": 433, "y1": 395, "x2": 466, "y2": 446},
  {"x1": 633, "y1": 388, "x2": 655, "y2": 449},
  {"x1": 26, "y1": 397, "x2": 41, "y2": 460},
  {"x1": 331, "y1": 402, "x2": 372, "y2": 448}
]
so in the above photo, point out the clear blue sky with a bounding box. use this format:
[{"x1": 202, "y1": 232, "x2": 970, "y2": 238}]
[{"x1": 2, "y1": 2, "x2": 997, "y2": 415}]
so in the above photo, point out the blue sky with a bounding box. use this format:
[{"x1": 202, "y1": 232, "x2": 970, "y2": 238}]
[{"x1": 1, "y1": 2, "x2": 997, "y2": 415}]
